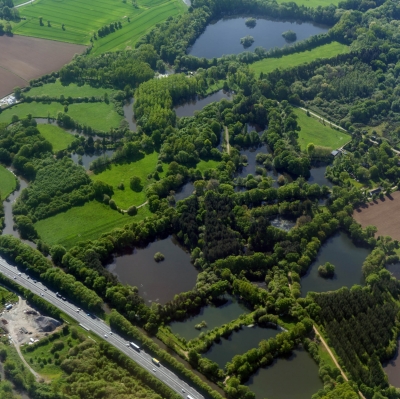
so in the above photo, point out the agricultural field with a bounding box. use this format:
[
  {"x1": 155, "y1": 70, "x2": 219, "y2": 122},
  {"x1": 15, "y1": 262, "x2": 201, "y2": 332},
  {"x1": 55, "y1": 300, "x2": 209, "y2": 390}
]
[
  {"x1": 294, "y1": 108, "x2": 351, "y2": 151},
  {"x1": 90, "y1": 152, "x2": 159, "y2": 208},
  {"x1": 36, "y1": 124, "x2": 75, "y2": 153},
  {"x1": 27, "y1": 80, "x2": 115, "y2": 98},
  {"x1": 34, "y1": 200, "x2": 151, "y2": 248},
  {"x1": 13, "y1": 0, "x2": 186, "y2": 51},
  {"x1": 0, "y1": 35, "x2": 85, "y2": 98},
  {"x1": 353, "y1": 191, "x2": 400, "y2": 241},
  {"x1": 0, "y1": 102, "x2": 124, "y2": 131},
  {"x1": 0, "y1": 165, "x2": 17, "y2": 200},
  {"x1": 250, "y1": 42, "x2": 349, "y2": 76}
]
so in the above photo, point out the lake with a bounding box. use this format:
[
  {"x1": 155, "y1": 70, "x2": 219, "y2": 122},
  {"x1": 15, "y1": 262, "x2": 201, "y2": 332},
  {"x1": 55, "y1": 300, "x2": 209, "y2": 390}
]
[
  {"x1": 188, "y1": 17, "x2": 329, "y2": 59},
  {"x1": 70, "y1": 149, "x2": 114, "y2": 170},
  {"x1": 107, "y1": 236, "x2": 198, "y2": 305},
  {"x1": 246, "y1": 346, "x2": 323, "y2": 399},
  {"x1": 174, "y1": 90, "x2": 232, "y2": 118},
  {"x1": 301, "y1": 231, "x2": 370, "y2": 296},
  {"x1": 205, "y1": 325, "x2": 280, "y2": 369},
  {"x1": 170, "y1": 296, "x2": 250, "y2": 341}
]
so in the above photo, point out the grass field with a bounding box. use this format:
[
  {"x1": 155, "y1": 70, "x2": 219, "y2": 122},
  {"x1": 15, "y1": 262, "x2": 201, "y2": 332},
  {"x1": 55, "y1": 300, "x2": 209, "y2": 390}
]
[
  {"x1": 35, "y1": 200, "x2": 151, "y2": 248},
  {"x1": 27, "y1": 80, "x2": 115, "y2": 98},
  {"x1": 275, "y1": 0, "x2": 339, "y2": 7},
  {"x1": 13, "y1": 0, "x2": 186, "y2": 50},
  {"x1": 294, "y1": 108, "x2": 351, "y2": 151},
  {"x1": 37, "y1": 124, "x2": 75, "y2": 152},
  {"x1": 0, "y1": 102, "x2": 123, "y2": 131},
  {"x1": 0, "y1": 165, "x2": 17, "y2": 200},
  {"x1": 91, "y1": 0, "x2": 186, "y2": 55},
  {"x1": 250, "y1": 42, "x2": 349, "y2": 76},
  {"x1": 196, "y1": 159, "x2": 220, "y2": 173},
  {"x1": 91, "y1": 152, "x2": 159, "y2": 208}
]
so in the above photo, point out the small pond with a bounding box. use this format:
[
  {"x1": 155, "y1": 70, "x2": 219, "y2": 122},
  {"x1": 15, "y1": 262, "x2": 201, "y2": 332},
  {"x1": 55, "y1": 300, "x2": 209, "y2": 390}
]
[
  {"x1": 123, "y1": 97, "x2": 137, "y2": 131},
  {"x1": 174, "y1": 90, "x2": 232, "y2": 118},
  {"x1": 188, "y1": 17, "x2": 329, "y2": 59},
  {"x1": 270, "y1": 216, "x2": 296, "y2": 231},
  {"x1": 383, "y1": 337, "x2": 400, "y2": 387},
  {"x1": 386, "y1": 262, "x2": 400, "y2": 279},
  {"x1": 170, "y1": 296, "x2": 249, "y2": 341},
  {"x1": 205, "y1": 325, "x2": 280, "y2": 369},
  {"x1": 107, "y1": 236, "x2": 198, "y2": 305},
  {"x1": 308, "y1": 165, "x2": 333, "y2": 188},
  {"x1": 246, "y1": 346, "x2": 323, "y2": 399},
  {"x1": 70, "y1": 149, "x2": 114, "y2": 170},
  {"x1": 301, "y1": 231, "x2": 370, "y2": 296},
  {"x1": 174, "y1": 182, "x2": 195, "y2": 202}
]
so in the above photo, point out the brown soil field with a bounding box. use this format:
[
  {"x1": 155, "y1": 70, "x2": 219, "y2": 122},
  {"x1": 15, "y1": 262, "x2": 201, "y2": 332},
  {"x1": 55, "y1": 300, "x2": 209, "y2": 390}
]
[
  {"x1": 0, "y1": 35, "x2": 85, "y2": 98},
  {"x1": 353, "y1": 191, "x2": 400, "y2": 241}
]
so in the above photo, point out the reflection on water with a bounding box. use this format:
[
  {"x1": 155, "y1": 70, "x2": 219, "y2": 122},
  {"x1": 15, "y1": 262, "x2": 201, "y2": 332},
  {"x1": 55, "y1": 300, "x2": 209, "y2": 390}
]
[
  {"x1": 170, "y1": 296, "x2": 249, "y2": 341},
  {"x1": 246, "y1": 346, "x2": 323, "y2": 399},
  {"x1": 123, "y1": 98, "x2": 137, "y2": 131},
  {"x1": 383, "y1": 336, "x2": 400, "y2": 387},
  {"x1": 107, "y1": 236, "x2": 198, "y2": 305},
  {"x1": 70, "y1": 150, "x2": 114, "y2": 170},
  {"x1": 205, "y1": 325, "x2": 279, "y2": 369},
  {"x1": 174, "y1": 182, "x2": 195, "y2": 202},
  {"x1": 308, "y1": 165, "x2": 333, "y2": 188},
  {"x1": 175, "y1": 90, "x2": 232, "y2": 118},
  {"x1": 301, "y1": 232, "x2": 370, "y2": 296},
  {"x1": 189, "y1": 17, "x2": 329, "y2": 59},
  {"x1": 270, "y1": 216, "x2": 295, "y2": 231}
]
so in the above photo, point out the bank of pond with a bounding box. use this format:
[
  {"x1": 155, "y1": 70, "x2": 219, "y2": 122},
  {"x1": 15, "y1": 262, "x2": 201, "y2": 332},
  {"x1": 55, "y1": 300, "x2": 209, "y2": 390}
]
[{"x1": 188, "y1": 17, "x2": 329, "y2": 59}]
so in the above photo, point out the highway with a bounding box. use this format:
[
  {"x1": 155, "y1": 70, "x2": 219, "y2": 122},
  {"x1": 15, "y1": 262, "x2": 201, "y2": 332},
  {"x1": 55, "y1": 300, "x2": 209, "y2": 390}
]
[{"x1": 0, "y1": 256, "x2": 205, "y2": 399}]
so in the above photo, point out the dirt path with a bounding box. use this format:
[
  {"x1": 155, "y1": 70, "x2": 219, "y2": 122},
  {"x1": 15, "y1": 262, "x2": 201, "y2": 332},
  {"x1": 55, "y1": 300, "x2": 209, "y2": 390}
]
[
  {"x1": 15, "y1": 0, "x2": 35, "y2": 7},
  {"x1": 121, "y1": 200, "x2": 148, "y2": 213},
  {"x1": 313, "y1": 325, "x2": 366, "y2": 399},
  {"x1": 224, "y1": 126, "x2": 230, "y2": 155},
  {"x1": 296, "y1": 106, "x2": 347, "y2": 133}
]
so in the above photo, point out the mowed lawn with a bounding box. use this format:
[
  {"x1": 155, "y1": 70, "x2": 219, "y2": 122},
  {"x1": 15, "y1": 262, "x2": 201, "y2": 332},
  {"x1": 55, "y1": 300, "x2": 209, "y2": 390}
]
[
  {"x1": 0, "y1": 102, "x2": 123, "y2": 131},
  {"x1": 37, "y1": 124, "x2": 75, "y2": 152},
  {"x1": 295, "y1": 108, "x2": 351, "y2": 151},
  {"x1": 27, "y1": 80, "x2": 115, "y2": 98},
  {"x1": 91, "y1": 0, "x2": 186, "y2": 55},
  {"x1": 0, "y1": 165, "x2": 17, "y2": 200},
  {"x1": 250, "y1": 42, "x2": 349, "y2": 76},
  {"x1": 35, "y1": 200, "x2": 151, "y2": 248},
  {"x1": 14, "y1": 0, "x2": 186, "y2": 48},
  {"x1": 91, "y1": 152, "x2": 159, "y2": 209}
]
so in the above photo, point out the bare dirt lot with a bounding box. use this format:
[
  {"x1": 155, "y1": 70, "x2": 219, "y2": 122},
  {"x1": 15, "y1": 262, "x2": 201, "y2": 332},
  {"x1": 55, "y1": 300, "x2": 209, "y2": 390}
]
[
  {"x1": 353, "y1": 191, "x2": 400, "y2": 241},
  {"x1": 0, "y1": 35, "x2": 85, "y2": 98}
]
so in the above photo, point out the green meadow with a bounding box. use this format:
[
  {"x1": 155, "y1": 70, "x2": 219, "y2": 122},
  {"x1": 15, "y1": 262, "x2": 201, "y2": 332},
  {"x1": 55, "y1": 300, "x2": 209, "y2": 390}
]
[
  {"x1": 0, "y1": 165, "x2": 17, "y2": 200},
  {"x1": 34, "y1": 200, "x2": 151, "y2": 248},
  {"x1": 37, "y1": 123, "x2": 75, "y2": 153},
  {"x1": 196, "y1": 159, "x2": 220, "y2": 173},
  {"x1": 250, "y1": 42, "x2": 349, "y2": 76},
  {"x1": 13, "y1": 0, "x2": 186, "y2": 49},
  {"x1": 91, "y1": 152, "x2": 159, "y2": 209},
  {"x1": 0, "y1": 102, "x2": 123, "y2": 131},
  {"x1": 294, "y1": 108, "x2": 351, "y2": 151},
  {"x1": 27, "y1": 80, "x2": 114, "y2": 98}
]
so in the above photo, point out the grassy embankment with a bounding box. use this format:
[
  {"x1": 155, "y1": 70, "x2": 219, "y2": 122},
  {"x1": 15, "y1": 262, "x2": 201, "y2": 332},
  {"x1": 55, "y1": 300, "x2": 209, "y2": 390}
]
[
  {"x1": 34, "y1": 201, "x2": 151, "y2": 248},
  {"x1": 250, "y1": 42, "x2": 349, "y2": 76},
  {"x1": 0, "y1": 165, "x2": 17, "y2": 200},
  {"x1": 37, "y1": 124, "x2": 75, "y2": 153},
  {"x1": 13, "y1": 0, "x2": 186, "y2": 52},
  {"x1": 294, "y1": 108, "x2": 351, "y2": 151},
  {"x1": 0, "y1": 102, "x2": 123, "y2": 131}
]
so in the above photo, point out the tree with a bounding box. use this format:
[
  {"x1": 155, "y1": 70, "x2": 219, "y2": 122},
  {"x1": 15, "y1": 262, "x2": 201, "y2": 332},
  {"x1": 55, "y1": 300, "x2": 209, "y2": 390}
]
[
  {"x1": 127, "y1": 205, "x2": 137, "y2": 216},
  {"x1": 39, "y1": 16, "x2": 43, "y2": 25},
  {"x1": 307, "y1": 142, "x2": 315, "y2": 155},
  {"x1": 130, "y1": 176, "x2": 142, "y2": 192},
  {"x1": 5, "y1": 23, "x2": 12, "y2": 34},
  {"x1": 318, "y1": 262, "x2": 335, "y2": 278},
  {"x1": 50, "y1": 244, "x2": 67, "y2": 265}
]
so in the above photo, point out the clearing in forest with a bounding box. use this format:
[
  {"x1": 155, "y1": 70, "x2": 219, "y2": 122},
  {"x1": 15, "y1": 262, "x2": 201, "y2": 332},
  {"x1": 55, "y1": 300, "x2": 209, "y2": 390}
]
[
  {"x1": 353, "y1": 191, "x2": 400, "y2": 241},
  {"x1": 13, "y1": 0, "x2": 186, "y2": 49},
  {"x1": 37, "y1": 124, "x2": 76, "y2": 153},
  {"x1": 250, "y1": 42, "x2": 349, "y2": 76},
  {"x1": 0, "y1": 165, "x2": 17, "y2": 200},
  {"x1": 34, "y1": 200, "x2": 151, "y2": 248},
  {"x1": 294, "y1": 108, "x2": 351, "y2": 151},
  {"x1": 0, "y1": 102, "x2": 123, "y2": 132}
]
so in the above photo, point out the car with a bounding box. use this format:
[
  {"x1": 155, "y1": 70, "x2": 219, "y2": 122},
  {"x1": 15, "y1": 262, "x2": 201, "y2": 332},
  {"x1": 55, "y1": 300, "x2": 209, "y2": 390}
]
[
  {"x1": 109, "y1": 332, "x2": 113, "y2": 335},
  {"x1": 18, "y1": 273, "x2": 21, "y2": 276},
  {"x1": 153, "y1": 369, "x2": 156, "y2": 372},
  {"x1": 62, "y1": 297, "x2": 66, "y2": 301},
  {"x1": 40, "y1": 293, "x2": 44, "y2": 297},
  {"x1": 13, "y1": 276, "x2": 16, "y2": 279},
  {"x1": 44, "y1": 288, "x2": 47, "y2": 291},
  {"x1": 182, "y1": 389, "x2": 185, "y2": 393},
  {"x1": 33, "y1": 280, "x2": 37, "y2": 283},
  {"x1": 126, "y1": 343, "x2": 129, "y2": 347},
  {"x1": 76, "y1": 309, "x2": 80, "y2": 312},
  {"x1": 104, "y1": 334, "x2": 108, "y2": 338},
  {"x1": 27, "y1": 276, "x2": 30, "y2": 279}
]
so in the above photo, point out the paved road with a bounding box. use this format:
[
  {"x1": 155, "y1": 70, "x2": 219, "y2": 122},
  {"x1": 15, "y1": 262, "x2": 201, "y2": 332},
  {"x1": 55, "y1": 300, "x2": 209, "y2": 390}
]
[{"x1": 0, "y1": 256, "x2": 204, "y2": 399}]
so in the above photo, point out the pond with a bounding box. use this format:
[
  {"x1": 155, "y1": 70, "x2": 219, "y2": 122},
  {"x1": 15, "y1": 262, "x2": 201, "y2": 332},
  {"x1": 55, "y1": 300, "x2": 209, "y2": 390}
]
[
  {"x1": 308, "y1": 165, "x2": 333, "y2": 188},
  {"x1": 174, "y1": 90, "x2": 232, "y2": 118},
  {"x1": 246, "y1": 346, "x2": 323, "y2": 399},
  {"x1": 205, "y1": 325, "x2": 280, "y2": 369},
  {"x1": 386, "y1": 262, "x2": 400, "y2": 279},
  {"x1": 70, "y1": 149, "x2": 114, "y2": 170},
  {"x1": 270, "y1": 216, "x2": 296, "y2": 231},
  {"x1": 188, "y1": 17, "x2": 329, "y2": 59},
  {"x1": 123, "y1": 97, "x2": 137, "y2": 131},
  {"x1": 301, "y1": 231, "x2": 370, "y2": 297},
  {"x1": 174, "y1": 181, "x2": 195, "y2": 202},
  {"x1": 383, "y1": 337, "x2": 400, "y2": 387},
  {"x1": 107, "y1": 236, "x2": 198, "y2": 305},
  {"x1": 170, "y1": 296, "x2": 250, "y2": 341}
]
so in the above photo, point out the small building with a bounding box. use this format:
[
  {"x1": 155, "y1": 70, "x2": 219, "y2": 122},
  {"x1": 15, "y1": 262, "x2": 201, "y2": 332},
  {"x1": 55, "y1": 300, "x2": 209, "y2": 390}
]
[
  {"x1": 331, "y1": 150, "x2": 340, "y2": 157},
  {"x1": 369, "y1": 187, "x2": 382, "y2": 196}
]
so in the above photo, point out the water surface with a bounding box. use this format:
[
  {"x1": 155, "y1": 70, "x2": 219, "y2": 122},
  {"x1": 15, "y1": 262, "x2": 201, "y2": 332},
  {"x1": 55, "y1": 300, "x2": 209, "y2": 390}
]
[
  {"x1": 123, "y1": 98, "x2": 137, "y2": 131},
  {"x1": 174, "y1": 182, "x2": 195, "y2": 202},
  {"x1": 170, "y1": 296, "x2": 249, "y2": 341},
  {"x1": 308, "y1": 165, "x2": 333, "y2": 188},
  {"x1": 189, "y1": 17, "x2": 329, "y2": 59},
  {"x1": 301, "y1": 231, "x2": 370, "y2": 296},
  {"x1": 383, "y1": 337, "x2": 400, "y2": 387},
  {"x1": 270, "y1": 216, "x2": 295, "y2": 231},
  {"x1": 387, "y1": 262, "x2": 400, "y2": 279},
  {"x1": 205, "y1": 325, "x2": 279, "y2": 369},
  {"x1": 70, "y1": 149, "x2": 114, "y2": 170},
  {"x1": 246, "y1": 347, "x2": 322, "y2": 399},
  {"x1": 107, "y1": 236, "x2": 198, "y2": 305}
]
